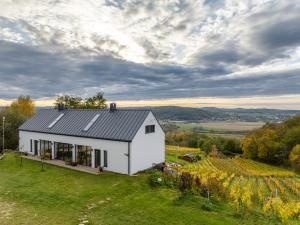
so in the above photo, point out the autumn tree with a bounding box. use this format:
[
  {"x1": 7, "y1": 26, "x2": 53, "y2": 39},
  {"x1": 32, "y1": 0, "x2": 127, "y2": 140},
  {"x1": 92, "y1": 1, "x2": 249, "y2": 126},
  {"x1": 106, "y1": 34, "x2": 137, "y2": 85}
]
[
  {"x1": 0, "y1": 96, "x2": 35, "y2": 151},
  {"x1": 257, "y1": 129, "x2": 282, "y2": 162},
  {"x1": 223, "y1": 138, "x2": 242, "y2": 155},
  {"x1": 10, "y1": 95, "x2": 35, "y2": 118},
  {"x1": 55, "y1": 95, "x2": 84, "y2": 109},
  {"x1": 54, "y1": 92, "x2": 107, "y2": 109},
  {"x1": 282, "y1": 127, "x2": 300, "y2": 155},
  {"x1": 289, "y1": 145, "x2": 300, "y2": 171},
  {"x1": 241, "y1": 134, "x2": 258, "y2": 159},
  {"x1": 241, "y1": 115, "x2": 300, "y2": 165},
  {"x1": 85, "y1": 92, "x2": 107, "y2": 109}
]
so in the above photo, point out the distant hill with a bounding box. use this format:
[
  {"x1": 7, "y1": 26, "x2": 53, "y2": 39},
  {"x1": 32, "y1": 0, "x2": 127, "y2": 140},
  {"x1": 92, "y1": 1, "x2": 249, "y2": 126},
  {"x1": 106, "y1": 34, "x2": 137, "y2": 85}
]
[
  {"x1": 151, "y1": 106, "x2": 300, "y2": 122},
  {"x1": 30, "y1": 105, "x2": 300, "y2": 122},
  {"x1": 151, "y1": 106, "x2": 215, "y2": 121}
]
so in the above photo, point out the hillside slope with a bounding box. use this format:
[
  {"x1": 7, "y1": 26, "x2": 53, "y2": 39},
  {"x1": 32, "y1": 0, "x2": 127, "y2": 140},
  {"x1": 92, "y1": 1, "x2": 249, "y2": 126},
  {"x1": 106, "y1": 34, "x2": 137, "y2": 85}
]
[{"x1": 0, "y1": 153, "x2": 291, "y2": 225}]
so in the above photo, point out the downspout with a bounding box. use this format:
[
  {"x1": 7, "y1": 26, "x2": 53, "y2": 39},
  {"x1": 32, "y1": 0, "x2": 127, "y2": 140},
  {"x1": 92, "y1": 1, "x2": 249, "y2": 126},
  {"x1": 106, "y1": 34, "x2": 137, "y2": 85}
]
[
  {"x1": 128, "y1": 142, "x2": 131, "y2": 175},
  {"x1": 39, "y1": 139, "x2": 41, "y2": 157}
]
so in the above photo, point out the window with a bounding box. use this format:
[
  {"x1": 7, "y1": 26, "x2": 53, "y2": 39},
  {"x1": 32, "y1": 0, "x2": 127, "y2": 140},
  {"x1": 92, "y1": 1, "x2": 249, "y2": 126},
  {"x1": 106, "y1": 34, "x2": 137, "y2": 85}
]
[
  {"x1": 48, "y1": 113, "x2": 64, "y2": 128},
  {"x1": 30, "y1": 139, "x2": 32, "y2": 152},
  {"x1": 104, "y1": 150, "x2": 108, "y2": 167},
  {"x1": 94, "y1": 149, "x2": 101, "y2": 168},
  {"x1": 56, "y1": 142, "x2": 73, "y2": 162},
  {"x1": 76, "y1": 145, "x2": 92, "y2": 167},
  {"x1": 145, "y1": 125, "x2": 155, "y2": 134},
  {"x1": 83, "y1": 114, "x2": 100, "y2": 131},
  {"x1": 40, "y1": 140, "x2": 52, "y2": 159}
]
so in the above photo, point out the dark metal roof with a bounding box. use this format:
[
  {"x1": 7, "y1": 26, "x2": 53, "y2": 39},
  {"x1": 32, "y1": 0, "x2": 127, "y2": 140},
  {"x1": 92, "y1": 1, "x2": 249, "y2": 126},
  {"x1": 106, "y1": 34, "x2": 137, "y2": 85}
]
[{"x1": 19, "y1": 109, "x2": 151, "y2": 142}]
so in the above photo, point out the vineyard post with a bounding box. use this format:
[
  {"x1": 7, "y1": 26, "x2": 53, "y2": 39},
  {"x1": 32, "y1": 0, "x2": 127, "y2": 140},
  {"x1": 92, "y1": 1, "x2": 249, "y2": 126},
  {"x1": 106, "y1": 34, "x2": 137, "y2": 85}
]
[
  {"x1": 207, "y1": 188, "x2": 210, "y2": 203},
  {"x1": 207, "y1": 176, "x2": 210, "y2": 203},
  {"x1": 275, "y1": 188, "x2": 278, "y2": 198}
]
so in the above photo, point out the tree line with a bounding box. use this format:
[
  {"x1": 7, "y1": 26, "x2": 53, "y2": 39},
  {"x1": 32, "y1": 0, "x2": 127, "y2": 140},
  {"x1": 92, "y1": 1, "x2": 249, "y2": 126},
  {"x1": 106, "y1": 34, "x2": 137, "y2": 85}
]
[
  {"x1": 55, "y1": 92, "x2": 107, "y2": 109},
  {"x1": 241, "y1": 115, "x2": 300, "y2": 170},
  {"x1": 166, "y1": 131, "x2": 242, "y2": 156}
]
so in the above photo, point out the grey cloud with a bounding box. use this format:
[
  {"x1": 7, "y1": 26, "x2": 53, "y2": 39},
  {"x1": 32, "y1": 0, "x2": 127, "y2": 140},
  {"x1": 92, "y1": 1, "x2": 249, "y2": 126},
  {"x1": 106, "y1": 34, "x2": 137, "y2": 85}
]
[
  {"x1": 123, "y1": 1, "x2": 161, "y2": 15},
  {"x1": 174, "y1": 22, "x2": 187, "y2": 31},
  {"x1": 0, "y1": 41, "x2": 299, "y2": 101},
  {"x1": 193, "y1": 43, "x2": 288, "y2": 67},
  {"x1": 138, "y1": 38, "x2": 159, "y2": 59},
  {"x1": 253, "y1": 17, "x2": 300, "y2": 50},
  {"x1": 138, "y1": 38, "x2": 170, "y2": 60},
  {"x1": 0, "y1": 1, "x2": 300, "y2": 103},
  {"x1": 0, "y1": 16, "x2": 129, "y2": 59},
  {"x1": 199, "y1": 47, "x2": 241, "y2": 65},
  {"x1": 191, "y1": 1, "x2": 300, "y2": 67},
  {"x1": 90, "y1": 35, "x2": 127, "y2": 58}
]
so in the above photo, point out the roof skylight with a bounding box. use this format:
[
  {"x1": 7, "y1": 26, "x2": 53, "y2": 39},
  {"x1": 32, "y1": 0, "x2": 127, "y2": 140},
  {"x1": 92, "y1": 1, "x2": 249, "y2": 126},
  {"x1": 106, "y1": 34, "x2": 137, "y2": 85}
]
[
  {"x1": 83, "y1": 114, "x2": 100, "y2": 131},
  {"x1": 48, "y1": 113, "x2": 64, "y2": 128}
]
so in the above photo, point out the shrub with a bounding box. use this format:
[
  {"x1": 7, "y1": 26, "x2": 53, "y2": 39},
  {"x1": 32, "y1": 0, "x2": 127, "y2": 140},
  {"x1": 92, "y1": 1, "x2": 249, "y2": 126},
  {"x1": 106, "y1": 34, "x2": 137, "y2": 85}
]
[
  {"x1": 201, "y1": 201, "x2": 212, "y2": 211},
  {"x1": 179, "y1": 172, "x2": 193, "y2": 194},
  {"x1": 289, "y1": 145, "x2": 300, "y2": 171},
  {"x1": 163, "y1": 172, "x2": 178, "y2": 188},
  {"x1": 148, "y1": 172, "x2": 163, "y2": 188}
]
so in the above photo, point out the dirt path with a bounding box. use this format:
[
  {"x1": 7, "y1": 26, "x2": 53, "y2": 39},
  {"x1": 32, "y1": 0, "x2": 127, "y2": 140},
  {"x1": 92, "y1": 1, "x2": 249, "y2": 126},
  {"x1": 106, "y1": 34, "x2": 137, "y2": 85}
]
[{"x1": 0, "y1": 198, "x2": 15, "y2": 222}]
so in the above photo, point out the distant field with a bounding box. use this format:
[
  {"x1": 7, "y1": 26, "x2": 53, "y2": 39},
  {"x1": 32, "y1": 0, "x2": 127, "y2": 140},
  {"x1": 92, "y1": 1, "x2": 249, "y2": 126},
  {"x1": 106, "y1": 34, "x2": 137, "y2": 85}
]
[
  {"x1": 175, "y1": 121, "x2": 264, "y2": 138},
  {"x1": 197, "y1": 121, "x2": 265, "y2": 131}
]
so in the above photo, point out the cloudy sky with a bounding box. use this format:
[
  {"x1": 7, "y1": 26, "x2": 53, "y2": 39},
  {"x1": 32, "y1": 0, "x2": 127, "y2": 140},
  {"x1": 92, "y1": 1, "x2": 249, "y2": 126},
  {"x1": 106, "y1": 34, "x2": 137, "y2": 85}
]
[{"x1": 0, "y1": 0, "x2": 300, "y2": 109}]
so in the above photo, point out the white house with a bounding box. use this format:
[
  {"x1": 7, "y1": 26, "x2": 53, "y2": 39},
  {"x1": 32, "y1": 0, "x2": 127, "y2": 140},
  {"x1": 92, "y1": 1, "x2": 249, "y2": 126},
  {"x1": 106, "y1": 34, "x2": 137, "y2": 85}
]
[{"x1": 18, "y1": 103, "x2": 165, "y2": 175}]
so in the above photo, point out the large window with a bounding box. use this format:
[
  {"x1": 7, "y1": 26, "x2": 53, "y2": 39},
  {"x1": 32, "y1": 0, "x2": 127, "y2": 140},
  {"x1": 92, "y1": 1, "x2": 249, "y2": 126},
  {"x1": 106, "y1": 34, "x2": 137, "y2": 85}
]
[
  {"x1": 55, "y1": 143, "x2": 73, "y2": 162},
  {"x1": 40, "y1": 140, "x2": 52, "y2": 159},
  {"x1": 145, "y1": 125, "x2": 155, "y2": 134},
  {"x1": 76, "y1": 145, "x2": 92, "y2": 167}
]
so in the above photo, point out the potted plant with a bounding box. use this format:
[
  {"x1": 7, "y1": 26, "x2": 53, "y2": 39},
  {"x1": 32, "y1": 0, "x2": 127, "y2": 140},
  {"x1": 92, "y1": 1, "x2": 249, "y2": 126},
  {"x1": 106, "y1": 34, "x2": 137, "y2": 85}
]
[{"x1": 98, "y1": 166, "x2": 103, "y2": 173}]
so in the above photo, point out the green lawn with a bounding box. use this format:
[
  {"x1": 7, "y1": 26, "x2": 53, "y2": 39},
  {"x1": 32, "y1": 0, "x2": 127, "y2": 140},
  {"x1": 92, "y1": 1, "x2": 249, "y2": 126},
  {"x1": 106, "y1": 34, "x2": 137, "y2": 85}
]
[{"x1": 0, "y1": 153, "x2": 293, "y2": 225}]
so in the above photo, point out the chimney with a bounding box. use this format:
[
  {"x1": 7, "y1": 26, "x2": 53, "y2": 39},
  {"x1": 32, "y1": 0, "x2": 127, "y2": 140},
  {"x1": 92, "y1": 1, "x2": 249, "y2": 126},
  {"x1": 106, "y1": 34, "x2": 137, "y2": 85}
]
[
  {"x1": 110, "y1": 103, "x2": 117, "y2": 112},
  {"x1": 58, "y1": 103, "x2": 65, "y2": 111}
]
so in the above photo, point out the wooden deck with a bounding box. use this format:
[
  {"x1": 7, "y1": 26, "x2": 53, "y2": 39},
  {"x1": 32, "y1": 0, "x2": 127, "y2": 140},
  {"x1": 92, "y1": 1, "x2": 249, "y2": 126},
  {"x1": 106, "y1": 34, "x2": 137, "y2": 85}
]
[{"x1": 22, "y1": 155, "x2": 99, "y2": 175}]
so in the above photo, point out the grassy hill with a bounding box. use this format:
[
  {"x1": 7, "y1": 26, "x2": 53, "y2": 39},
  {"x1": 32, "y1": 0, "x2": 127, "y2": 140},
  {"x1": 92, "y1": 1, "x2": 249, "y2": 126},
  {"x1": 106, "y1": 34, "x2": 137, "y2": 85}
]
[{"x1": 0, "y1": 153, "x2": 294, "y2": 225}]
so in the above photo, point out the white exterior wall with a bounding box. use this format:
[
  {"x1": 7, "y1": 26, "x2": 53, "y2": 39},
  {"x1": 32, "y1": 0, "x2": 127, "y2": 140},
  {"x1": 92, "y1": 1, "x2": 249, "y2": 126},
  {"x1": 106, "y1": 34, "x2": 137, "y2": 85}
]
[
  {"x1": 130, "y1": 111, "x2": 165, "y2": 174},
  {"x1": 19, "y1": 130, "x2": 129, "y2": 175}
]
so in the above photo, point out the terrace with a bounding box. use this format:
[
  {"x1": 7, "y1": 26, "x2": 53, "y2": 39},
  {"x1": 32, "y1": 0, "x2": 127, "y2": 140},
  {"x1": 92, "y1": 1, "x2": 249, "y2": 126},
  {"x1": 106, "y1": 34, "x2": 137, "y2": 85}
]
[{"x1": 22, "y1": 154, "x2": 99, "y2": 175}]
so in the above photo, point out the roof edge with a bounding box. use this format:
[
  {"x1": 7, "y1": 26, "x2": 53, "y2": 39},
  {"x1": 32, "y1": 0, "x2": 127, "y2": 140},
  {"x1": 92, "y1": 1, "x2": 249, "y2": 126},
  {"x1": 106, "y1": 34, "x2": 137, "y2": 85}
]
[{"x1": 35, "y1": 108, "x2": 151, "y2": 111}]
